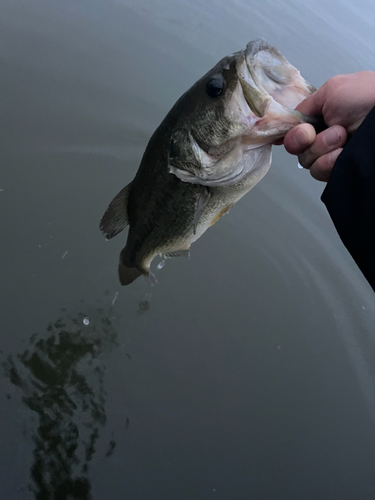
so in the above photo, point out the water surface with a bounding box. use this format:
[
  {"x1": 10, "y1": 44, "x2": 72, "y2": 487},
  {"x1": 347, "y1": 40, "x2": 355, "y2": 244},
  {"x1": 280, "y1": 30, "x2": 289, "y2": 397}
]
[{"x1": 2, "y1": 1, "x2": 375, "y2": 499}]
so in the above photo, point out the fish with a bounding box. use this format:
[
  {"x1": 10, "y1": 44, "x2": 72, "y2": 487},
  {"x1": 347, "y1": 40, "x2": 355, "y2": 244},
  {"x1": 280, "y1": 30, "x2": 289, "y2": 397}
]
[{"x1": 100, "y1": 38, "x2": 319, "y2": 285}]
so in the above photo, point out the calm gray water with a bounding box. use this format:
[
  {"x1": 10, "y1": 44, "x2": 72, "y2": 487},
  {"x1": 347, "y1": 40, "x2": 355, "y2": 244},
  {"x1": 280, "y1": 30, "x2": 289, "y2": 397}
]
[{"x1": 2, "y1": 1, "x2": 375, "y2": 499}]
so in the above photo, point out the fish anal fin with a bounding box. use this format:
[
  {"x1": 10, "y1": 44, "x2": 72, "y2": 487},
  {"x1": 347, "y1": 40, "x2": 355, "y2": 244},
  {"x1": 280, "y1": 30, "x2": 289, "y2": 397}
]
[
  {"x1": 100, "y1": 182, "x2": 132, "y2": 240},
  {"x1": 163, "y1": 249, "x2": 190, "y2": 260}
]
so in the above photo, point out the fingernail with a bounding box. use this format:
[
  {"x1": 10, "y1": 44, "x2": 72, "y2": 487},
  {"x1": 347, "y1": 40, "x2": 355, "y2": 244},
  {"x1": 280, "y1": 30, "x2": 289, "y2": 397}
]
[
  {"x1": 293, "y1": 128, "x2": 310, "y2": 148},
  {"x1": 324, "y1": 127, "x2": 340, "y2": 147}
]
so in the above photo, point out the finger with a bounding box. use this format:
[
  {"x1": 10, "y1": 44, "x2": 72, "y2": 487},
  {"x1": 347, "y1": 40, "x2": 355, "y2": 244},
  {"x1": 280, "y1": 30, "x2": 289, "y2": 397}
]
[
  {"x1": 295, "y1": 84, "x2": 326, "y2": 116},
  {"x1": 284, "y1": 124, "x2": 316, "y2": 155},
  {"x1": 310, "y1": 148, "x2": 343, "y2": 182},
  {"x1": 298, "y1": 125, "x2": 347, "y2": 169}
]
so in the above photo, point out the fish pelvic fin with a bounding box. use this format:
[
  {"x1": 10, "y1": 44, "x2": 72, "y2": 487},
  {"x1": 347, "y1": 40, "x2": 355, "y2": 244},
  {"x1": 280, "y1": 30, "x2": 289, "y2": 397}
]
[
  {"x1": 100, "y1": 182, "x2": 132, "y2": 240},
  {"x1": 209, "y1": 204, "x2": 233, "y2": 227}
]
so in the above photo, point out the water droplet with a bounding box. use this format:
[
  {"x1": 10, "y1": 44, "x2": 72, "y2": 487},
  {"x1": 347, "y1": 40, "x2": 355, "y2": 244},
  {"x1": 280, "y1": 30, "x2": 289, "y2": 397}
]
[
  {"x1": 83, "y1": 317, "x2": 90, "y2": 325},
  {"x1": 112, "y1": 292, "x2": 119, "y2": 306},
  {"x1": 157, "y1": 260, "x2": 165, "y2": 270}
]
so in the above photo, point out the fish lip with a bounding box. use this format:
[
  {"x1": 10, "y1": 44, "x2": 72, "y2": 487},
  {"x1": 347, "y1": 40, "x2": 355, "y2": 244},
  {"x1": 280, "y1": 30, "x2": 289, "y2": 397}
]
[
  {"x1": 243, "y1": 38, "x2": 277, "y2": 92},
  {"x1": 244, "y1": 38, "x2": 287, "y2": 81},
  {"x1": 236, "y1": 59, "x2": 270, "y2": 118},
  {"x1": 244, "y1": 38, "x2": 316, "y2": 100},
  {"x1": 245, "y1": 38, "x2": 275, "y2": 60},
  {"x1": 241, "y1": 38, "x2": 295, "y2": 99},
  {"x1": 236, "y1": 40, "x2": 275, "y2": 118},
  {"x1": 241, "y1": 38, "x2": 316, "y2": 122}
]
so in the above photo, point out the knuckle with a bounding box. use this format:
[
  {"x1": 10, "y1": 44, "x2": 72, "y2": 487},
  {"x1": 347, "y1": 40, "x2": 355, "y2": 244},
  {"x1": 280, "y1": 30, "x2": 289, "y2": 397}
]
[{"x1": 329, "y1": 74, "x2": 345, "y2": 88}]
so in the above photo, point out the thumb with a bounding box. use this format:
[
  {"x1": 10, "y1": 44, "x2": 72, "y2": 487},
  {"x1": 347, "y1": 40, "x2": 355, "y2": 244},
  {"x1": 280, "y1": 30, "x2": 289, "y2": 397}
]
[{"x1": 295, "y1": 85, "x2": 325, "y2": 117}]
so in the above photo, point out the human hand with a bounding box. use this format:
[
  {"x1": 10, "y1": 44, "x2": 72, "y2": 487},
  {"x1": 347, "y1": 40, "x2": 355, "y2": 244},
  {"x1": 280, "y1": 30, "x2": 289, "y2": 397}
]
[{"x1": 283, "y1": 71, "x2": 375, "y2": 181}]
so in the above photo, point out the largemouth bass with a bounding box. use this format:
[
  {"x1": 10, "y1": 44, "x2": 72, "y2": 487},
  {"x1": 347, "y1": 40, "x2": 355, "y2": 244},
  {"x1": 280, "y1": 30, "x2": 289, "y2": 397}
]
[{"x1": 100, "y1": 38, "x2": 318, "y2": 285}]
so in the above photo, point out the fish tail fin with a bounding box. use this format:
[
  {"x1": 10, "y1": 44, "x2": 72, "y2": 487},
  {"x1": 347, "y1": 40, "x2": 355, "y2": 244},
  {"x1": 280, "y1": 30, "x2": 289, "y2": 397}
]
[
  {"x1": 118, "y1": 260, "x2": 143, "y2": 286},
  {"x1": 118, "y1": 249, "x2": 157, "y2": 286}
]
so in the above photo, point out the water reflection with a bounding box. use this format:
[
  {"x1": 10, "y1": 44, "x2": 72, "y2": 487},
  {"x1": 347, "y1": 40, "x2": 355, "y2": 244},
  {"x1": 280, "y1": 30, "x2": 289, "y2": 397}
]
[
  {"x1": 138, "y1": 292, "x2": 152, "y2": 313},
  {"x1": 3, "y1": 305, "x2": 121, "y2": 500}
]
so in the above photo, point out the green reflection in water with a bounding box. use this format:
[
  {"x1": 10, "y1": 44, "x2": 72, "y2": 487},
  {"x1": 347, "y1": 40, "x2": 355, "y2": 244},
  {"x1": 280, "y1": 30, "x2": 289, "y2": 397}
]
[{"x1": 3, "y1": 305, "x2": 122, "y2": 500}]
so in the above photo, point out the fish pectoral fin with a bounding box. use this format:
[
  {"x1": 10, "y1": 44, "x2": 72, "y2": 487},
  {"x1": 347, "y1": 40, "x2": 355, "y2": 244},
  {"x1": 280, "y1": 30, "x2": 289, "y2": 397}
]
[
  {"x1": 194, "y1": 186, "x2": 211, "y2": 235},
  {"x1": 100, "y1": 182, "x2": 132, "y2": 240}
]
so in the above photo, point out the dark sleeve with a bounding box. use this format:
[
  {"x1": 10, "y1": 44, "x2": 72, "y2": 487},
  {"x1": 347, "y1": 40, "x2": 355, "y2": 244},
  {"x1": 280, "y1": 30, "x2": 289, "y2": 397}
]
[{"x1": 321, "y1": 106, "x2": 375, "y2": 292}]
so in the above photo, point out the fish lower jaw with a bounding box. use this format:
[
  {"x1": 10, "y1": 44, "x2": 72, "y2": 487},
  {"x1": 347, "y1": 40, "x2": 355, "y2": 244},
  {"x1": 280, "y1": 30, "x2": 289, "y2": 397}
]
[
  {"x1": 251, "y1": 95, "x2": 308, "y2": 139},
  {"x1": 252, "y1": 113, "x2": 305, "y2": 140}
]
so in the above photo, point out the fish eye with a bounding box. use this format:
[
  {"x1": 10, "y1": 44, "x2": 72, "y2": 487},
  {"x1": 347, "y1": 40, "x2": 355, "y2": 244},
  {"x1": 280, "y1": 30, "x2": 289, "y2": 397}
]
[{"x1": 206, "y1": 74, "x2": 224, "y2": 98}]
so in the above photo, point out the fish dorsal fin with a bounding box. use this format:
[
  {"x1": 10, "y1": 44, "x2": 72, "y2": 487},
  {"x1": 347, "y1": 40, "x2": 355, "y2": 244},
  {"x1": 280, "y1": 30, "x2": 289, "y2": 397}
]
[{"x1": 100, "y1": 182, "x2": 132, "y2": 240}]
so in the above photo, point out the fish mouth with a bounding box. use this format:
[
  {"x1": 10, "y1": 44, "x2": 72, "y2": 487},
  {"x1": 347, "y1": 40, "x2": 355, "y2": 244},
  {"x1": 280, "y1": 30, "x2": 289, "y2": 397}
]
[
  {"x1": 170, "y1": 39, "x2": 321, "y2": 189},
  {"x1": 245, "y1": 38, "x2": 316, "y2": 100},
  {"x1": 237, "y1": 38, "x2": 318, "y2": 133}
]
